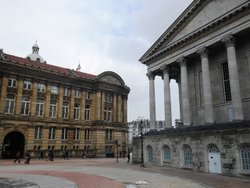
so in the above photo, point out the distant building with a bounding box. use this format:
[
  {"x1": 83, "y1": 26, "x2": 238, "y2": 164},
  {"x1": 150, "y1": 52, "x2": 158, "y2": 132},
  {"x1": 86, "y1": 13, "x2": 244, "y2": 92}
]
[
  {"x1": 0, "y1": 44, "x2": 130, "y2": 159},
  {"x1": 133, "y1": 0, "x2": 250, "y2": 177},
  {"x1": 128, "y1": 119, "x2": 165, "y2": 145}
]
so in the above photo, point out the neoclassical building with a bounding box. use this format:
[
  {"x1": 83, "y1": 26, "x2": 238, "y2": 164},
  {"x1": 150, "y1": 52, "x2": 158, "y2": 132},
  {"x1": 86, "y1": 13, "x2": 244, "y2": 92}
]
[
  {"x1": 133, "y1": 0, "x2": 250, "y2": 177},
  {"x1": 0, "y1": 44, "x2": 130, "y2": 159}
]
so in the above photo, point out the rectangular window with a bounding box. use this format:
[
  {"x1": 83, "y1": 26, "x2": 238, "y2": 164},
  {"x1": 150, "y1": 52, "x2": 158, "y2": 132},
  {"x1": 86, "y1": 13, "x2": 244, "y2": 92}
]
[
  {"x1": 104, "y1": 107, "x2": 112, "y2": 121},
  {"x1": 5, "y1": 95, "x2": 15, "y2": 114},
  {"x1": 51, "y1": 85, "x2": 59, "y2": 94},
  {"x1": 8, "y1": 78, "x2": 17, "y2": 88},
  {"x1": 38, "y1": 83, "x2": 46, "y2": 92},
  {"x1": 36, "y1": 99, "x2": 44, "y2": 117},
  {"x1": 64, "y1": 87, "x2": 70, "y2": 96},
  {"x1": 62, "y1": 103, "x2": 69, "y2": 119},
  {"x1": 23, "y1": 80, "x2": 32, "y2": 90},
  {"x1": 85, "y1": 105, "x2": 90, "y2": 120},
  {"x1": 86, "y1": 92, "x2": 91, "y2": 99},
  {"x1": 62, "y1": 128, "x2": 68, "y2": 140},
  {"x1": 74, "y1": 128, "x2": 80, "y2": 140},
  {"x1": 74, "y1": 103, "x2": 80, "y2": 120},
  {"x1": 21, "y1": 96, "x2": 30, "y2": 115},
  {"x1": 222, "y1": 62, "x2": 232, "y2": 102},
  {"x1": 50, "y1": 100, "x2": 57, "y2": 118},
  {"x1": 84, "y1": 129, "x2": 90, "y2": 140},
  {"x1": 35, "y1": 126, "x2": 42, "y2": 140},
  {"x1": 49, "y1": 127, "x2": 55, "y2": 140},
  {"x1": 75, "y1": 90, "x2": 81, "y2": 98},
  {"x1": 106, "y1": 129, "x2": 113, "y2": 140},
  {"x1": 105, "y1": 92, "x2": 113, "y2": 102}
]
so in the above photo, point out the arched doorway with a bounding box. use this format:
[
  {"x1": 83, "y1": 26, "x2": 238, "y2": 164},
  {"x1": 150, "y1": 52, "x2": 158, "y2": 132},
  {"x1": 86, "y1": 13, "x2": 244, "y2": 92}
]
[
  {"x1": 208, "y1": 144, "x2": 222, "y2": 174},
  {"x1": 146, "y1": 145, "x2": 153, "y2": 163},
  {"x1": 2, "y1": 131, "x2": 25, "y2": 159}
]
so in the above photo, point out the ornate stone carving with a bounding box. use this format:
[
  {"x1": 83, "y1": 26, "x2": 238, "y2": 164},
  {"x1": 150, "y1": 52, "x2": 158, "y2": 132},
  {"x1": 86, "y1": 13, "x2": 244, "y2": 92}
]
[
  {"x1": 160, "y1": 65, "x2": 169, "y2": 75},
  {"x1": 221, "y1": 34, "x2": 235, "y2": 47},
  {"x1": 176, "y1": 56, "x2": 187, "y2": 66},
  {"x1": 146, "y1": 71, "x2": 156, "y2": 80},
  {"x1": 197, "y1": 46, "x2": 208, "y2": 58},
  {"x1": 100, "y1": 75, "x2": 123, "y2": 86}
]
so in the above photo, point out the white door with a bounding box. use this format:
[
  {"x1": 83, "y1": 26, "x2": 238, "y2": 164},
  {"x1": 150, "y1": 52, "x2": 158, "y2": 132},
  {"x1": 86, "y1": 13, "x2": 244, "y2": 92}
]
[{"x1": 208, "y1": 152, "x2": 222, "y2": 174}]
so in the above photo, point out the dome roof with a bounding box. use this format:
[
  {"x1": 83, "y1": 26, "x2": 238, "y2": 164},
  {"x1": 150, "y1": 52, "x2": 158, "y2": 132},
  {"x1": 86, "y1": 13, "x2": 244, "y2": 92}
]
[{"x1": 26, "y1": 42, "x2": 45, "y2": 63}]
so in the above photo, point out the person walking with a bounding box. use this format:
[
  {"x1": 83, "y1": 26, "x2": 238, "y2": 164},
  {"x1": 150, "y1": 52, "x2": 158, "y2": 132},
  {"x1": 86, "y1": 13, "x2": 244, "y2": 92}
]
[
  {"x1": 127, "y1": 151, "x2": 130, "y2": 163},
  {"x1": 39, "y1": 151, "x2": 44, "y2": 160},
  {"x1": 14, "y1": 150, "x2": 21, "y2": 163},
  {"x1": 24, "y1": 151, "x2": 31, "y2": 164}
]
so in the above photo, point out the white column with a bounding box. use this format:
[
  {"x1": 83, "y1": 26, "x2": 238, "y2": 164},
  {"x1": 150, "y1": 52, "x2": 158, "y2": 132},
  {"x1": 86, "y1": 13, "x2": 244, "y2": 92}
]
[
  {"x1": 177, "y1": 57, "x2": 191, "y2": 126},
  {"x1": 197, "y1": 46, "x2": 214, "y2": 124},
  {"x1": 222, "y1": 34, "x2": 244, "y2": 121},
  {"x1": 147, "y1": 71, "x2": 157, "y2": 129},
  {"x1": 160, "y1": 65, "x2": 172, "y2": 128}
]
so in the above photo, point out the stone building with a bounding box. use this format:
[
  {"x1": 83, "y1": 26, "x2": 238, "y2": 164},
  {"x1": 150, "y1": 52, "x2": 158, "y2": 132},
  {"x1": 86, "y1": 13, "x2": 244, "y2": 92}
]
[
  {"x1": 133, "y1": 0, "x2": 250, "y2": 177},
  {"x1": 0, "y1": 44, "x2": 130, "y2": 159}
]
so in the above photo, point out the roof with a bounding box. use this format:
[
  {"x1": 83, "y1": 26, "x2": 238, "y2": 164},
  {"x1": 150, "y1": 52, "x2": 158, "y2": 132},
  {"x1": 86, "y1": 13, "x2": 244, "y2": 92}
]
[{"x1": 3, "y1": 53, "x2": 96, "y2": 79}]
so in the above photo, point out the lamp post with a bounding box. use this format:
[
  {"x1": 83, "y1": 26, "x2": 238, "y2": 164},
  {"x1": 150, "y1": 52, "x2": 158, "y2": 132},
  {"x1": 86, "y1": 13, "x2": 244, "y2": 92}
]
[{"x1": 139, "y1": 120, "x2": 144, "y2": 166}]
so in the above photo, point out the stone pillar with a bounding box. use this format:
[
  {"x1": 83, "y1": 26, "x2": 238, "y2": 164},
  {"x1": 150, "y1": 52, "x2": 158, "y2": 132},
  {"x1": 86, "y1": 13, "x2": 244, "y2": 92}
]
[
  {"x1": 197, "y1": 47, "x2": 214, "y2": 124},
  {"x1": 117, "y1": 95, "x2": 122, "y2": 123},
  {"x1": 146, "y1": 71, "x2": 157, "y2": 129},
  {"x1": 222, "y1": 34, "x2": 244, "y2": 121},
  {"x1": 15, "y1": 78, "x2": 23, "y2": 115},
  {"x1": 30, "y1": 82, "x2": 38, "y2": 117},
  {"x1": 160, "y1": 65, "x2": 172, "y2": 128},
  {"x1": 58, "y1": 85, "x2": 64, "y2": 119},
  {"x1": 112, "y1": 93, "x2": 117, "y2": 122},
  {"x1": 80, "y1": 91, "x2": 86, "y2": 121},
  {"x1": 69, "y1": 89, "x2": 75, "y2": 119},
  {"x1": 44, "y1": 83, "x2": 51, "y2": 118},
  {"x1": 177, "y1": 57, "x2": 191, "y2": 126},
  {"x1": 123, "y1": 96, "x2": 128, "y2": 124},
  {"x1": 0, "y1": 76, "x2": 8, "y2": 114}
]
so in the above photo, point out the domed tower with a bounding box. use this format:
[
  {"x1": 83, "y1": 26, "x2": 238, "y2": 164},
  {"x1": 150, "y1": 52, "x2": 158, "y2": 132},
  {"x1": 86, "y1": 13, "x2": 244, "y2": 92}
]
[{"x1": 26, "y1": 42, "x2": 45, "y2": 63}]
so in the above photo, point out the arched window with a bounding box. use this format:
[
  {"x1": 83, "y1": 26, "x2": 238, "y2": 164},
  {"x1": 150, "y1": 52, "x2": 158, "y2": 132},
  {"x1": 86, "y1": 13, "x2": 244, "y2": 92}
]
[
  {"x1": 240, "y1": 145, "x2": 250, "y2": 171},
  {"x1": 147, "y1": 145, "x2": 153, "y2": 163},
  {"x1": 183, "y1": 145, "x2": 192, "y2": 167},
  {"x1": 208, "y1": 144, "x2": 220, "y2": 153},
  {"x1": 163, "y1": 145, "x2": 171, "y2": 161}
]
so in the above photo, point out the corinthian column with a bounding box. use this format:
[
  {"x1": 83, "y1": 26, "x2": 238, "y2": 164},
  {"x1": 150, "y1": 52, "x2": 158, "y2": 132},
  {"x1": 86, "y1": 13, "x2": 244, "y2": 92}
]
[
  {"x1": 177, "y1": 57, "x2": 191, "y2": 126},
  {"x1": 146, "y1": 71, "x2": 157, "y2": 129},
  {"x1": 222, "y1": 34, "x2": 243, "y2": 121},
  {"x1": 197, "y1": 46, "x2": 214, "y2": 124},
  {"x1": 160, "y1": 65, "x2": 172, "y2": 128}
]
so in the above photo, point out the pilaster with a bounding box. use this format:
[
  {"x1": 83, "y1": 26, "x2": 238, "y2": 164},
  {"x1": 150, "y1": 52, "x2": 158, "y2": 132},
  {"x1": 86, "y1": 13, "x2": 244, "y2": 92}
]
[
  {"x1": 15, "y1": 78, "x2": 24, "y2": 115},
  {"x1": 0, "y1": 77, "x2": 8, "y2": 114}
]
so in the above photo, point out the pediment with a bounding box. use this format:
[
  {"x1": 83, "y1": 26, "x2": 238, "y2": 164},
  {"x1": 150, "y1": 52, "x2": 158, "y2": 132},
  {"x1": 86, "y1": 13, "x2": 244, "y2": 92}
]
[
  {"x1": 96, "y1": 71, "x2": 125, "y2": 86},
  {"x1": 166, "y1": 0, "x2": 247, "y2": 45},
  {"x1": 140, "y1": 0, "x2": 248, "y2": 63}
]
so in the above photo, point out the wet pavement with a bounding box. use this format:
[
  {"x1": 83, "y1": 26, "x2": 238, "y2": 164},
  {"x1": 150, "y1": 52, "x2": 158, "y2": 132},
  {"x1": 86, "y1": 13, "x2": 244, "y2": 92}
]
[{"x1": 0, "y1": 158, "x2": 249, "y2": 188}]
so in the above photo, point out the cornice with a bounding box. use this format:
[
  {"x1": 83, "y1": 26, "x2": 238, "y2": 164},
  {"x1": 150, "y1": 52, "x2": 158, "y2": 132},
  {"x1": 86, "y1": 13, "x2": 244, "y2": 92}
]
[{"x1": 141, "y1": 1, "x2": 250, "y2": 65}]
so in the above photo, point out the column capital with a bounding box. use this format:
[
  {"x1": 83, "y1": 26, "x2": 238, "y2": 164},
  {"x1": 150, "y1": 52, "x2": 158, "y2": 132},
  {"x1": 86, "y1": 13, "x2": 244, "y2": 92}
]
[
  {"x1": 221, "y1": 34, "x2": 235, "y2": 47},
  {"x1": 146, "y1": 71, "x2": 156, "y2": 80},
  {"x1": 160, "y1": 65, "x2": 170, "y2": 75},
  {"x1": 197, "y1": 46, "x2": 208, "y2": 58},
  {"x1": 176, "y1": 56, "x2": 187, "y2": 66}
]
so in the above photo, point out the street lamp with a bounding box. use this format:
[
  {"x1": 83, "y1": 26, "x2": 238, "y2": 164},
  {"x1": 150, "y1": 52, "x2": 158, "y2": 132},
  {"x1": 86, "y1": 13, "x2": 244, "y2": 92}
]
[{"x1": 139, "y1": 119, "x2": 144, "y2": 166}]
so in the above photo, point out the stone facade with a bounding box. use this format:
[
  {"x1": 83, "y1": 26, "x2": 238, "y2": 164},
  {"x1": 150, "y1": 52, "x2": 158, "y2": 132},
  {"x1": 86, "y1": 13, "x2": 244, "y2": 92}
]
[
  {"x1": 135, "y1": 0, "x2": 250, "y2": 177},
  {"x1": 0, "y1": 46, "x2": 130, "y2": 159}
]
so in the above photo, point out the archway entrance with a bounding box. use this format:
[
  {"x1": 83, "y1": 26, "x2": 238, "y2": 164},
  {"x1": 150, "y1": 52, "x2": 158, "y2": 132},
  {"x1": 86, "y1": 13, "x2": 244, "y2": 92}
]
[
  {"x1": 208, "y1": 144, "x2": 222, "y2": 174},
  {"x1": 2, "y1": 131, "x2": 25, "y2": 159}
]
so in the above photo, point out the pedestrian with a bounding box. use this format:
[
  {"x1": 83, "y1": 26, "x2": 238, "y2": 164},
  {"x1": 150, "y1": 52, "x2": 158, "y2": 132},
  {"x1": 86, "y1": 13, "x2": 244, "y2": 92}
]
[
  {"x1": 82, "y1": 151, "x2": 86, "y2": 159},
  {"x1": 127, "y1": 151, "x2": 130, "y2": 163},
  {"x1": 39, "y1": 151, "x2": 44, "y2": 160},
  {"x1": 24, "y1": 151, "x2": 31, "y2": 164},
  {"x1": 14, "y1": 150, "x2": 21, "y2": 163},
  {"x1": 64, "y1": 150, "x2": 69, "y2": 160}
]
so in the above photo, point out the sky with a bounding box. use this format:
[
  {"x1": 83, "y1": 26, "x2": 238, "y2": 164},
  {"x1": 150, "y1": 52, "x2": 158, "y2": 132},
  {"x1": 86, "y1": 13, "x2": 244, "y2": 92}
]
[{"x1": 0, "y1": 0, "x2": 193, "y2": 123}]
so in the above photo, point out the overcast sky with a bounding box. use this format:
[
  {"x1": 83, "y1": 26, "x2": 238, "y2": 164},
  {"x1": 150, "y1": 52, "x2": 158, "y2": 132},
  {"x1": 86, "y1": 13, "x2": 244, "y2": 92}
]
[{"x1": 0, "y1": 0, "x2": 193, "y2": 123}]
